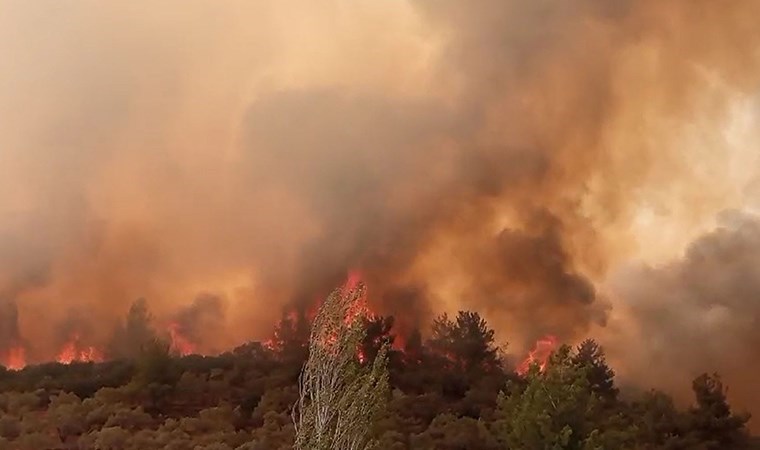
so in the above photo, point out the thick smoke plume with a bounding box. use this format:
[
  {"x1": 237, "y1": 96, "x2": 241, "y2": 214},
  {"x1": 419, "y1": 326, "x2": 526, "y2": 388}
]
[
  {"x1": 0, "y1": 301, "x2": 22, "y2": 354},
  {"x1": 1, "y1": 0, "x2": 759, "y2": 424},
  {"x1": 607, "y1": 210, "x2": 760, "y2": 423},
  {"x1": 168, "y1": 294, "x2": 227, "y2": 355}
]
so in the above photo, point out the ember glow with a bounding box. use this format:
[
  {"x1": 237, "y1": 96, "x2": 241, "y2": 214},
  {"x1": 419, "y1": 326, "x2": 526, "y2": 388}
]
[
  {"x1": 1, "y1": 0, "x2": 760, "y2": 429},
  {"x1": 357, "y1": 348, "x2": 368, "y2": 364},
  {"x1": 56, "y1": 334, "x2": 103, "y2": 364},
  {"x1": 517, "y1": 335, "x2": 559, "y2": 376},
  {"x1": 1, "y1": 346, "x2": 26, "y2": 371},
  {"x1": 342, "y1": 270, "x2": 364, "y2": 296},
  {"x1": 167, "y1": 323, "x2": 197, "y2": 357}
]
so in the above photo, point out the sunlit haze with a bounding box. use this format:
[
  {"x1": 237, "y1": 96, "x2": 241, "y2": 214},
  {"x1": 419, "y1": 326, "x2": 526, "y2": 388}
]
[{"x1": 1, "y1": 0, "x2": 759, "y2": 429}]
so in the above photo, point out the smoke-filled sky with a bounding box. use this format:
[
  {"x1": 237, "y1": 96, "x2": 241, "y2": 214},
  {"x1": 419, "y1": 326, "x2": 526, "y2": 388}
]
[{"x1": 1, "y1": 0, "x2": 759, "y2": 424}]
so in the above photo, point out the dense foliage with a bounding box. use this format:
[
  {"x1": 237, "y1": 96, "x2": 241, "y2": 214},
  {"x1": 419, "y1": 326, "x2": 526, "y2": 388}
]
[{"x1": 0, "y1": 309, "x2": 755, "y2": 449}]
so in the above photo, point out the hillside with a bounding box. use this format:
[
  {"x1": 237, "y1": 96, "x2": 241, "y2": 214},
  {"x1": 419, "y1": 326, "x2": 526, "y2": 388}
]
[{"x1": 0, "y1": 309, "x2": 754, "y2": 449}]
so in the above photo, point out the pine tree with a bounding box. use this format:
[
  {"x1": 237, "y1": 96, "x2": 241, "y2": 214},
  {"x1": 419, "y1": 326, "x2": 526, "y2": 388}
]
[
  {"x1": 572, "y1": 339, "x2": 618, "y2": 402},
  {"x1": 428, "y1": 311, "x2": 499, "y2": 372},
  {"x1": 107, "y1": 298, "x2": 158, "y2": 359},
  {"x1": 688, "y1": 373, "x2": 750, "y2": 450},
  {"x1": 494, "y1": 345, "x2": 635, "y2": 449}
]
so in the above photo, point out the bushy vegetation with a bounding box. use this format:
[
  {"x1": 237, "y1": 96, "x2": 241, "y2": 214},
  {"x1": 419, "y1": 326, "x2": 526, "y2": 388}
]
[{"x1": 0, "y1": 302, "x2": 755, "y2": 449}]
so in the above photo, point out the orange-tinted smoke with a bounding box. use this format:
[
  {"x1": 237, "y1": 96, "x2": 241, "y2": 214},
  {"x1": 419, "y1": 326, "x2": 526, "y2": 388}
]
[{"x1": 0, "y1": 2, "x2": 759, "y2": 428}]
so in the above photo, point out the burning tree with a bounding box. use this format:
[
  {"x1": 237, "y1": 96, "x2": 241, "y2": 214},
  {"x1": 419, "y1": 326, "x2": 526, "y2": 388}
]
[{"x1": 293, "y1": 281, "x2": 389, "y2": 450}]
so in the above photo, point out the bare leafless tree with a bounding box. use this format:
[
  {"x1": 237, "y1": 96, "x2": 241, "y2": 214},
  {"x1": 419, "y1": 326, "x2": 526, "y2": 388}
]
[{"x1": 293, "y1": 282, "x2": 389, "y2": 450}]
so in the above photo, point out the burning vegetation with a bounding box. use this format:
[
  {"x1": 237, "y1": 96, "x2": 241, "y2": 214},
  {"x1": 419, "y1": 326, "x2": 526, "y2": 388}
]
[
  {"x1": 1, "y1": 272, "x2": 558, "y2": 380},
  {"x1": 56, "y1": 333, "x2": 103, "y2": 365},
  {"x1": 0, "y1": 278, "x2": 754, "y2": 449},
  {"x1": 516, "y1": 335, "x2": 559, "y2": 376},
  {"x1": 1, "y1": 0, "x2": 760, "y2": 440}
]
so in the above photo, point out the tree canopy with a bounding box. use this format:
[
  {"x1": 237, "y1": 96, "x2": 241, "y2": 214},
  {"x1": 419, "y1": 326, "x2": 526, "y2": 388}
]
[{"x1": 0, "y1": 300, "x2": 755, "y2": 450}]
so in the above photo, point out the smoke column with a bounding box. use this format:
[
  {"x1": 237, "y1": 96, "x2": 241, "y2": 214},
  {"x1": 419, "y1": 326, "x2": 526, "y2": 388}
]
[{"x1": 0, "y1": 0, "x2": 759, "y2": 426}]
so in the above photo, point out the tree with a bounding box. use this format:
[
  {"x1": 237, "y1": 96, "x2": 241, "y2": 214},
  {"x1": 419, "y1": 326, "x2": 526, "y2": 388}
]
[
  {"x1": 132, "y1": 338, "x2": 179, "y2": 387},
  {"x1": 268, "y1": 309, "x2": 310, "y2": 363},
  {"x1": 493, "y1": 345, "x2": 634, "y2": 449},
  {"x1": 687, "y1": 373, "x2": 750, "y2": 449},
  {"x1": 401, "y1": 329, "x2": 424, "y2": 364},
  {"x1": 360, "y1": 315, "x2": 395, "y2": 364},
  {"x1": 428, "y1": 311, "x2": 499, "y2": 373},
  {"x1": 292, "y1": 282, "x2": 389, "y2": 450},
  {"x1": 410, "y1": 413, "x2": 499, "y2": 450},
  {"x1": 630, "y1": 390, "x2": 701, "y2": 449},
  {"x1": 571, "y1": 339, "x2": 618, "y2": 402},
  {"x1": 130, "y1": 337, "x2": 180, "y2": 414},
  {"x1": 108, "y1": 298, "x2": 159, "y2": 359}
]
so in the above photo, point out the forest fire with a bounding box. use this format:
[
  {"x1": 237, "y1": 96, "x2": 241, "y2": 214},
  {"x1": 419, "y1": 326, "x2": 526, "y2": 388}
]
[
  {"x1": 262, "y1": 270, "x2": 388, "y2": 367},
  {"x1": 167, "y1": 322, "x2": 197, "y2": 356},
  {"x1": 517, "y1": 335, "x2": 559, "y2": 376},
  {"x1": 56, "y1": 334, "x2": 103, "y2": 365},
  {"x1": 1, "y1": 346, "x2": 26, "y2": 371},
  {"x1": 1, "y1": 272, "x2": 557, "y2": 373}
]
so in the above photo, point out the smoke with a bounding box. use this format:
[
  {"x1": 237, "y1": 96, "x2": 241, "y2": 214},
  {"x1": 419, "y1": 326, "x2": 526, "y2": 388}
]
[
  {"x1": 1, "y1": 0, "x2": 760, "y2": 420},
  {"x1": 608, "y1": 210, "x2": 760, "y2": 424},
  {"x1": 0, "y1": 300, "x2": 22, "y2": 352},
  {"x1": 55, "y1": 308, "x2": 100, "y2": 347},
  {"x1": 169, "y1": 294, "x2": 227, "y2": 354}
]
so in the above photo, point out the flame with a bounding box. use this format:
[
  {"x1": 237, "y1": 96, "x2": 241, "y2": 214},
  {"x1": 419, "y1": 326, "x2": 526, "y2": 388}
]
[
  {"x1": 167, "y1": 322, "x2": 197, "y2": 356},
  {"x1": 56, "y1": 334, "x2": 103, "y2": 364},
  {"x1": 517, "y1": 335, "x2": 559, "y2": 376},
  {"x1": 1, "y1": 345, "x2": 26, "y2": 371},
  {"x1": 391, "y1": 332, "x2": 406, "y2": 351},
  {"x1": 264, "y1": 270, "x2": 393, "y2": 365},
  {"x1": 342, "y1": 270, "x2": 370, "y2": 325},
  {"x1": 342, "y1": 269, "x2": 363, "y2": 295}
]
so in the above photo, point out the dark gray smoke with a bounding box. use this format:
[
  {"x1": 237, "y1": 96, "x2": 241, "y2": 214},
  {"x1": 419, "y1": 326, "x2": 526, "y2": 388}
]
[{"x1": 609, "y1": 210, "x2": 760, "y2": 425}]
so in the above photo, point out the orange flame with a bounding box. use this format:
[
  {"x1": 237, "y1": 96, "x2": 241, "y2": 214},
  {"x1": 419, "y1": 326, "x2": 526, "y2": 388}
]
[
  {"x1": 342, "y1": 269, "x2": 363, "y2": 295},
  {"x1": 264, "y1": 270, "x2": 382, "y2": 363},
  {"x1": 390, "y1": 333, "x2": 406, "y2": 354},
  {"x1": 517, "y1": 335, "x2": 559, "y2": 376},
  {"x1": 2, "y1": 345, "x2": 26, "y2": 371},
  {"x1": 312, "y1": 270, "x2": 370, "y2": 357},
  {"x1": 343, "y1": 270, "x2": 370, "y2": 325},
  {"x1": 56, "y1": 334, "x2": 103, "y2": 364},
  {"x1": 167, "y1": 322, "x2": 196, "y2": 356}
]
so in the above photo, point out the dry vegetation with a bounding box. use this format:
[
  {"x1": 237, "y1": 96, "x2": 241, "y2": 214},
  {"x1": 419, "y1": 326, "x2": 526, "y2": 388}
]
[{"x1": 0, "y1": 285, "x2": 756, "y2": 449}]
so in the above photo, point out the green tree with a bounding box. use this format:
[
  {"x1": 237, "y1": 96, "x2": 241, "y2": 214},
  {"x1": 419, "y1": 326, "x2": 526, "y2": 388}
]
[
  {"x1": 292, "y1": 282, "x2": 389, "y2": 450},
  {"x1": 687, "y1": 373, "x2": 750, "y2": 449},
  {"x1": 571, "y1": 339, "x2": 617, "y2": 402},
  {"x1": 428, "y1": 311, "x2": 499, "y2": 373},
  {"x1": 494, "y1": 345, "x2": 633, "y2": 449},
  {"x1": 630, "y1": 390, "x2": 701, "y2": 449},
  {"x1": 410, "y1": 413, "x2": 499, "y2": 450}
]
